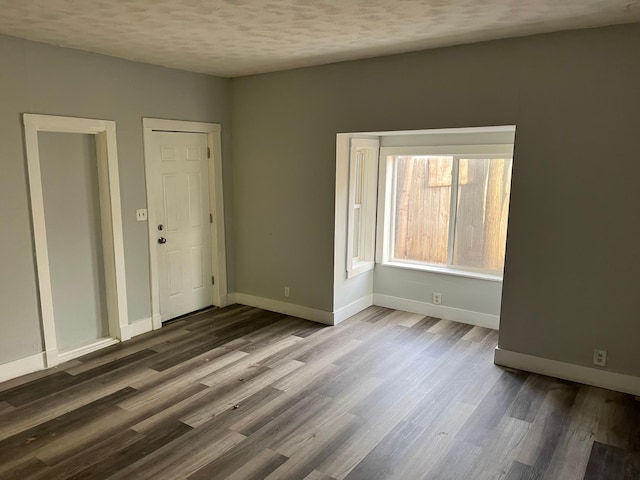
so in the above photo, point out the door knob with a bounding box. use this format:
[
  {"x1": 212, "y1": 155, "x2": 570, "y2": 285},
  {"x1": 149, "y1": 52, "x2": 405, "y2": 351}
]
[{"x1": 158, "y1": 237, "x2": 167, "y2": 244}]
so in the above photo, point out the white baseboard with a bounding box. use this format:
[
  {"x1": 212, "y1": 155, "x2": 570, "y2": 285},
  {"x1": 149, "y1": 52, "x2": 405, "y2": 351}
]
[
  {"x1": 228, "y1": 292, "x2": 498, "y2": 329},
  {"x1": 0, "y1": 352, "x2": 46, "y2": 383},
  {"x1": 0, "y1": 316, "x2": 156, "y2": 384},
  {"x1": 122, "y1": 317, "x2": 154, "y2": 338},
  {"x1": 58, "y1": 337, "x2": 120, "y2": 363},
  {"x1": 494, "y1": 347, "x2": 640, "y2": 396},
  {"x1": 333, "y1": 295, "x2": 373, "y2": 325},
  {"x1": 373, "y1": 294, "x2": 499, "y2": 330},
  {"x1": 231, "y1": 293, "x2": 334, "y2": 325}
]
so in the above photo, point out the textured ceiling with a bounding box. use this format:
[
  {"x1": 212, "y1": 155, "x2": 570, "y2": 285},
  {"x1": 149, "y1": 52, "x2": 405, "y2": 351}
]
[{"x1": 0, "y1": 0, "x2": 639, "y2": 77}]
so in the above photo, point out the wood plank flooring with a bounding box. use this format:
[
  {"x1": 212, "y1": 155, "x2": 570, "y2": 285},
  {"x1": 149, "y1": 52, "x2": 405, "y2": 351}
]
[{"x1": 0, "y1": 305, "x2": 638, "y2": 479}]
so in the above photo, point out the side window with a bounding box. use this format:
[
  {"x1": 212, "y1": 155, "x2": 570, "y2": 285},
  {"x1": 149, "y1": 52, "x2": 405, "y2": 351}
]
[{"x1": 347, "y1": 138, "x2": 379, "y2": 278}]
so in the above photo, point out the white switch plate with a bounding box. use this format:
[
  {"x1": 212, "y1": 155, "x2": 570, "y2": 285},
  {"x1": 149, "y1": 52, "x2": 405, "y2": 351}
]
[{"x1": 136, "y1": 209, "x2": 147, "y2": 222}]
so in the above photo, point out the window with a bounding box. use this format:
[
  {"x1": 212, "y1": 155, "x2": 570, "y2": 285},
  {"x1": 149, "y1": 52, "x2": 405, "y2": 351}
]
[
  {"x1": 378, "y1": 143, "x2": 513, "y2": 277},
  {"x1": 346, "y1": 138, "x2": 379, "y2": 278}
]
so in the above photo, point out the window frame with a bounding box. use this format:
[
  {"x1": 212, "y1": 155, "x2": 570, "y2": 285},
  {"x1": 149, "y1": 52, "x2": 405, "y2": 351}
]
[
  {"x1": 376, "y1": 143, "x2": 514, "y2": 281},
  {"x1": 346, "y1": 138, "x2": 380, "y2": 278}
]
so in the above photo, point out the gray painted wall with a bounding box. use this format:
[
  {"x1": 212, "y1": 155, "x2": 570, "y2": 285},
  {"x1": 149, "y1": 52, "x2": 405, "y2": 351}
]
[
  {"x1": 0, "y1": 34, "x2": 232, "y2": 364},
  {"x1": 373, "y1": 267, "x2": 503, "y2": 317},
  {"x1": 231, "y1": 24, "x2": 640, "y2": 377},
  {"x1": 39, "y1": 132, "x2": 108, "y2": 351}
]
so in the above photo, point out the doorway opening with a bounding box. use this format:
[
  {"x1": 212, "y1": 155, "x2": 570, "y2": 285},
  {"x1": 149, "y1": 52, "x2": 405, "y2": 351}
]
[{"x1": 23, "y1": 114, "x2": 128, "y2": 366}]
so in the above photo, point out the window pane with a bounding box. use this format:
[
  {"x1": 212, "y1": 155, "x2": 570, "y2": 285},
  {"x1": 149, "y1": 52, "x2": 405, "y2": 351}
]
[
  {"x1": 354, "y1": 151, "x2": 363, "y2": 204},
  {"x1": 452, "y1": 158, "x2": 513, "y2": 272},
  {"x1": 353, "y1": 206, "x2": 361, "y2": 258},
  {"x1": 392, "y1": 156, "x2": 452, "y2": 265}
]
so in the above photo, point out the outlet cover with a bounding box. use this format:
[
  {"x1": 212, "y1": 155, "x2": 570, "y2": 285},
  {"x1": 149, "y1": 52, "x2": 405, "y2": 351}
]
[{"x1": 593, "y1": 349, "x2": 607, "y2": 367}]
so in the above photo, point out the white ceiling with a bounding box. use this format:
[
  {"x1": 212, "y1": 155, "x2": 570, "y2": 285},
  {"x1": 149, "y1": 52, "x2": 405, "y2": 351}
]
[{"x1": 0, "y1": 0, "x2": 639, "y2": 77}]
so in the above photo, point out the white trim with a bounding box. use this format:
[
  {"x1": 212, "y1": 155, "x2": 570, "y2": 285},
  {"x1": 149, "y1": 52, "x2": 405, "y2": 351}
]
[
  {"x1": 347, "y1": 261, "x2": 375, "y2": 279},
  {"x1": 372, "y1": 293, "x2": 499, "y2": 330},
  {"x1": 333, "y1": 295, "x2": 373, "y2": 325},
  {"x1": 1, "y1": 320, "x2": 151, "y2": 383},
  {"x1": 346, "y1": 138, "x2": 379, "y2": 278},
  {"x1": 23, "y1": 114, "x2": 129, "y2": 368},
  {"x1": 379, "y1": 144, "x2": 513, "y2": 157},
  {"x1": 494, "y1": 348, "x2": 640, "y2": 397},
  {"x1": 232, "y1": 293, "x2": 334, "y2": 326},
  {"x1": 375, "y1": 151, "x2": 394, "y2": 264},
  {"x1": 339, "y1": 125, "x2": 517, "y2": 138},
  {"x1": 217, "y1": 293, "x2": 231, "y2": 308},
  {"x1": 23, "y1": 114, "x2": 115, "y2": 134},
  {"x1": 152, "y1": 313, "x2": 163, "y2": 330},
  {"x1": 447, "y1": 157, "x2": 460, "y2": 265},
  {"x1": 229, "y1": 292, "x2": 498, "y2": 329},
  {"x1": 142, "y1": 118, "x2": 221, "y2": 134},
  {"x1": 58, "y1": 337, "x2": 119, "y2": 363},
  {"x1": 381, "y1": 261, "x2": 503, "y2": 282},
  {"x1": 120, "y1": 317, "x2": 154, "y2": 339},
  {"x1": 209, "y1": 125, "x2": 228, "y2": 307},
  {"x1": 350, "y1": 138, "x2": 379, "y2": 149},
  {"x1": 142, "y1": 118, "x2": 227, "y2": 328},
  {"x1": 44, "y1": 349, "x2": 58, "y2": 367},
  {"x1": 0, "y1": 353, "x2": 46, "y2": 383}
]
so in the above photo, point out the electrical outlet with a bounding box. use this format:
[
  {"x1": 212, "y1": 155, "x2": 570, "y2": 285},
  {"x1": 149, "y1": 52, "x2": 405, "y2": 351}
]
[
  {"x1": 284, "y1": 286, "x2": 290, "y2": 298},
  {"x1": 593, "y1": 349, "x2": 607, "y2": 367},
  {"x1": 433, "y1": 292, "x2": 442, "y2": 305},
  {"x1": 136, "y1": 209, "x2": 147, "y2": 222}
]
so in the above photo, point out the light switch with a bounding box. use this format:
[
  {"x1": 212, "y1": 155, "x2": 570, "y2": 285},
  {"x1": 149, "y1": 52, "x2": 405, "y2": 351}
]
[{"x1": 136, "y1": 209, "x2": 147, "y2": 222}]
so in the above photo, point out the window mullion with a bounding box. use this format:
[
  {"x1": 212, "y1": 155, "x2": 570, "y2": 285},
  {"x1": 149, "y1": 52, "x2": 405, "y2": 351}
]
[{"x1": 447, "y1": 157, "x2": 460, "y2": 266}]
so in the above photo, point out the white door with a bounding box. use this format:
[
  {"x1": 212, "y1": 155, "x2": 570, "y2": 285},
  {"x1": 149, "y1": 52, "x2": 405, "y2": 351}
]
[{"x1": 149, "y1": 131, "x2": 213, "y2": 321}]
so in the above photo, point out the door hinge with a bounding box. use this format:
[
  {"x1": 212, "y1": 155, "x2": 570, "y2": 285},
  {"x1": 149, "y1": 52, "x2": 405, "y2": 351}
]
[
  {"x1": 211, "y1": 275, "x2": 215, "y2": 285},
  {"x1": 209, "y1": 213, "x2": 213, "y2": 224},
  {"x1": 207, "y1": 147, "x2": 211, "y2": 158}
]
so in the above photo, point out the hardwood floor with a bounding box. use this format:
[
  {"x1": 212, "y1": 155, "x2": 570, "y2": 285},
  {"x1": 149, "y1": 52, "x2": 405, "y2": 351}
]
[{"x1": 0, "y1": 305, "x2": 638, "y2": 479}]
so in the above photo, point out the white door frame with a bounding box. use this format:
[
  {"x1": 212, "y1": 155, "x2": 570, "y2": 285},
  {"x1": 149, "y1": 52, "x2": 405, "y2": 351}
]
[
  {"x1": 23, "y1": 114, "x2": 129, "y2": 367},
  {"x1": 143, "y1": 118, "x2": 228, "y2": 330}
]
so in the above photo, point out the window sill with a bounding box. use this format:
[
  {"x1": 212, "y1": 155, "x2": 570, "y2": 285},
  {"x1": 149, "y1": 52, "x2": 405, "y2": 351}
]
[
  {"x1": 347, "y1": 260, "x2": 374, "y2": 279},
  {"x1": 380, "y1": 261, "x2": 503, "y2": 282}
]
